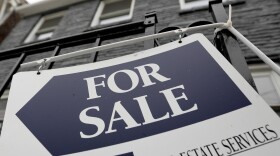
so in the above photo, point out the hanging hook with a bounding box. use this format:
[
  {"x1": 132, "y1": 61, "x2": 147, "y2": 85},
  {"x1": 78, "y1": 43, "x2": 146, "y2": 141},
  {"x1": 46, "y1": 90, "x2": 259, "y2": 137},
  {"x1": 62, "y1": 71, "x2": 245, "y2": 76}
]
[
  {"x1": 37, "y1": 59, "x2": 47, "y2": 75},
  {"x1": 178, "y1": 29, "x2": 183, "y2": 43}
]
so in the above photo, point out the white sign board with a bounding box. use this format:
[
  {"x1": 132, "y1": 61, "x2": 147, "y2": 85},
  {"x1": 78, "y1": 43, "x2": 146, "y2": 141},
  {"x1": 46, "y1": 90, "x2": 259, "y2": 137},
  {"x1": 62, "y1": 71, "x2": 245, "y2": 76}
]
[{"x1": 1, "y1": 34, "x2": 280, "y2": 156}]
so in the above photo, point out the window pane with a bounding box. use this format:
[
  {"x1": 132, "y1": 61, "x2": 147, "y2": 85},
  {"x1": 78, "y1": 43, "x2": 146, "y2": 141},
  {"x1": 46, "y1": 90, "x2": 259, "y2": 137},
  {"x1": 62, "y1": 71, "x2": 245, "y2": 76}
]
[
  {"x1": 39, "y1": 16, "x2": 62, "y2": 30},
  {"x1": 184, "y1": 0, "x2": 206, "y2": 2},
  {"x1": 0, "y1": 121, "x2": 2, "y2": 135},
  {"x1": 36, "y1": 31, "x2": 53, "y2": 41},
  {"x1": 0, "y1": 89, "x2": 8, "y2": 120},
  {"x1": 103, "y1": 0, "x2": 131, "y2": 14},
  {"x1": 0, "y1": 102, "x2": 7, "y2": 120},
  {"x1": 254, "y1": 75, "x2": 280, "y2": 105},
  {"x1": 101, "y1": 0, "x2": 131, "y2": 20}
]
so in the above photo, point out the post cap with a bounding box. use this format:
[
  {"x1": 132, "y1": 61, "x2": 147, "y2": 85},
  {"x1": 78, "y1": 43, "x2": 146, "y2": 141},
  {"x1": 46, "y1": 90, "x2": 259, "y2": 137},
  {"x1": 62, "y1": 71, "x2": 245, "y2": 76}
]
[{"x1": 209, "y1": 0, "x2": 223, "y2": 12}]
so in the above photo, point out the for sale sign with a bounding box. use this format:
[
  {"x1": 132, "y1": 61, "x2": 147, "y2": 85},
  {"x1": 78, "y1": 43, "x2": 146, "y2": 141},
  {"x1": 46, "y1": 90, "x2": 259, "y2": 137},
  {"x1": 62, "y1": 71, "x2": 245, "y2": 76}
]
[{"x1": 0, "y1": 34, "x2": 280, "y2": 156}]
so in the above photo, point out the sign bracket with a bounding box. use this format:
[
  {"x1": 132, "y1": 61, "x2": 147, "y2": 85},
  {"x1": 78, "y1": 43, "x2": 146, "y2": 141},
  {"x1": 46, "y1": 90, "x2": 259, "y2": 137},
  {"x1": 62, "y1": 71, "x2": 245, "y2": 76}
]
[
  {"x1": 209, "y1": 0, "x2": 257, "y2": 90},
  {"x1": 20, "y1": 5, "x2": 280, "y2": 81}
]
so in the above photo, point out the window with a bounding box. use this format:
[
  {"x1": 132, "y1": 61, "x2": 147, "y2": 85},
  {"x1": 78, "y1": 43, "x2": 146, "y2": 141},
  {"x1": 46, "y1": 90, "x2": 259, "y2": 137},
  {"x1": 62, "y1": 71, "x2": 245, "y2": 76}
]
[
  {"x1": 179, "y1": 0, "x2": 244, "y2": 13},
  {"x1": 0, "y1": 89, "x2": 9, "y2": 100},
  {"x1": 0, "y1": 89, "x2": 8, "y2": 135},
  {"x1": 24, "y1": 11, "x2": 65, "y2": 43},
  {"x1": 0, "y1": 120, "x2": 2, "y2": 135},
  {"x1": 0, "y1": 89, "x2": 9, "y2": 122},
  {"x1": 250, "y1": 65, "x2": 280, "y2": 108},
  {"x1": 0, "y1": 0, "x2": 12, "y2": 20},
  {"x1": 91, "y1": 0, "x2": 135, "y2": 27}
]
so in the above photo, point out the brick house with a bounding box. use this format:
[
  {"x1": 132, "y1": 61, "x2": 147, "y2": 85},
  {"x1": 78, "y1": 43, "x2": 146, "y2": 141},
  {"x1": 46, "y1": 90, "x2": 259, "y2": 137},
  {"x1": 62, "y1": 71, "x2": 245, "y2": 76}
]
[{"x1": 0, "y1": 0, "x2": 280, "y2": 134}]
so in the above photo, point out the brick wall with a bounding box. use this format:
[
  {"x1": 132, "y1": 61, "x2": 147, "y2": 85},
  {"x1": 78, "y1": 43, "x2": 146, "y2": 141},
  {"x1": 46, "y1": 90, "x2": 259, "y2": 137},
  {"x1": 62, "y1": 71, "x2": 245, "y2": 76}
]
[
  {"x1": 0, "y1": 0, "x2": 279, "y2": 76},
  {"x1": 0, "y1": 11, "x2": 20, "y2": 43},
  {"x1": 0, "y1": 14, "x2": 40, "y2": 50},
  {"x1": 1, "y1": 0, "x2": 279, "y2": 58}
]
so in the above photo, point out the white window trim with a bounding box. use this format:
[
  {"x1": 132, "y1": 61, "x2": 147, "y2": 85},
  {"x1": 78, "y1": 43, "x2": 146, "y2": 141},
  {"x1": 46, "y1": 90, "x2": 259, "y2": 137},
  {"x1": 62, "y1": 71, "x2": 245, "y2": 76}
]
[
  {"x1": 179, "y1": 0, "x2": 244, "y2": 13},
  {"x1": 250, "y1": 64, "x2": 280, "y2": 107},
  {"x1": 24, "y1": 10, "x2": 65, "y2": 43},
  {"x1": 0, "y1": 0, "x2": 16, "y2": 21},
  {"x1": 0, "y1": 89, "x2": 9, "y2": 100},
  {"x1": 91, "y1": 0, "x2": 135, "y2": 27}
]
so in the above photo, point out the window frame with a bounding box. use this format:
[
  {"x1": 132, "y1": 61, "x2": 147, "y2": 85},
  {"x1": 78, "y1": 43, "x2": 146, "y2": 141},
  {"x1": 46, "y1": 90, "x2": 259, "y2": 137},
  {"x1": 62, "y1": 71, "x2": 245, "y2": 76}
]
[
  {"x1": 0, "y1": 120, "x2": 2, "y2": 135},
  {"x1": 0, "y1": 0, "x2": 14, "y2": 21},
  {"x1": 0, "y1": 89, "x2": 9, "y2": 121},
  {"x1": 0, "y1": 89, "x2": 9, "y2": 100},
  {"x1": 24, "y1": 10, "x2": 66, "y2": 43},
  {"x1": 250, "y1": 64, "x2": 280, "y2": 108},
  {"x1": 91, "y1": 0, "x2": 135, "y2": 27},
  {"x1": 179, "y1": 0, "x2": 244, "y2": 13}
]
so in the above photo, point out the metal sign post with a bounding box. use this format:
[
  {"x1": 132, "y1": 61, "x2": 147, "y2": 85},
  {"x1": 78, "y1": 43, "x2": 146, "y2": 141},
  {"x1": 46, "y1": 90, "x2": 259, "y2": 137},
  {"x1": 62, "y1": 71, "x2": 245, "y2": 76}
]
[{"x1": 209, "y1": 0, "x2": 257, "y2": 90}]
